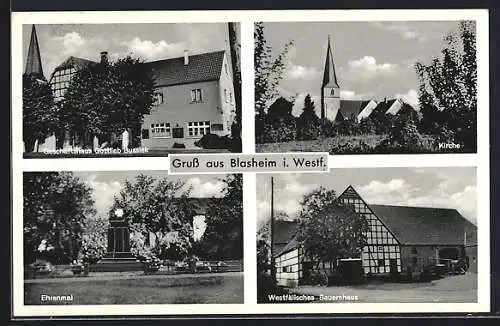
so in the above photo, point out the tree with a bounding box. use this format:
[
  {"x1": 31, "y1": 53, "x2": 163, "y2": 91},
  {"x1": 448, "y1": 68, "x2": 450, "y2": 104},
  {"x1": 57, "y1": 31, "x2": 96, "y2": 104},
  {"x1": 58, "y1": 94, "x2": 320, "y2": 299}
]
[
  {"x1": 60, "y1": 56, "x2": 156, "y2": 148},
  {"x1": 23, "y1": 74, "x2": 56, "y2": 152},
  {"x1": 23, "y1": 172, "x2": 96, "y2": 265},
  {"x1": 254, "y1": 22, "x2": 294, "y2": 142},
  {"x1": 110, "y1": 174, "x2": 196, "y2": 261},
  {"x1": 259, "y1": 97, "x2": 297, "y2": 143},
  {"x1": 415, "y1": 21, "x2": 477, "y2": 151},
  {"x1": 198, "y1": 174, "x2": 243, "y2": 260},
  {"x1": 228, "y1": 22, "x2": 242, "y2": 140},
  {"x1": 296, "y1": 187, "x2": 369, "y2": 272},
  {"x1": 296, "y1": 94, "x2": 321, "y2": 140}
]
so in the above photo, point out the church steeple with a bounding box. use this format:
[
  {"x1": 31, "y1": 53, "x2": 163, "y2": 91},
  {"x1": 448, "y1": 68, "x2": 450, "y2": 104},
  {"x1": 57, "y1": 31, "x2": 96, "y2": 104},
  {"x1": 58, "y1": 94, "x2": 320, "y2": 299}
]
[
  {"x1": 25, "y1": 25, "x2": 44, "y2": 78},
  {"x1": 322, "y1": 35, "x2": 340, "y2": 88},
  {"x1": 321, "y1": 35, "x2": 341, "y2": 121}
]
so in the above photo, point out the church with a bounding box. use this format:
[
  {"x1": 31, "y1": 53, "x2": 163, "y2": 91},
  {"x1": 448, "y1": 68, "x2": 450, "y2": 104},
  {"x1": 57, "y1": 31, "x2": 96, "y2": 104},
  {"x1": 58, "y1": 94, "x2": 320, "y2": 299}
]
[
  {"x1": 23, "y1": 25, "x2": 236, "y2": 152},
  {"x1": 273, "y1": 185, "x2": 477, "y2": 287},
  {"x1": 319, "y1": 36, "x2": 415, "y2": 122}
]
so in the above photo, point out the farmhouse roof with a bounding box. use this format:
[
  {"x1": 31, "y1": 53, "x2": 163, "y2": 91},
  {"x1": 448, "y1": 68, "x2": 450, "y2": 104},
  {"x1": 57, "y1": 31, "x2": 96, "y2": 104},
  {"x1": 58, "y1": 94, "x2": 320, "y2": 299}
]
[
  {"x1": 373, "y1": 98, "x2": 397, "y2": 114},
  {"x1": 144, "y1": 50, "x2": 226, "y2": 87},
  {"x1": 338, "y1": 100, "x2": 370, "y2": 120},
  {"x1": 369, "y1": 204, "x2": 477, "y2": 246},
  {"x1": 53, "y1": 56, "x2": 97, "y2": 72}
]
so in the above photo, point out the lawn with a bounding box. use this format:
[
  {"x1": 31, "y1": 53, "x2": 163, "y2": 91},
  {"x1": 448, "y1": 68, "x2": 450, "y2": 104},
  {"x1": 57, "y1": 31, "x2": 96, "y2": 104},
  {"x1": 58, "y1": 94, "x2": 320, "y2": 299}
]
[
  {"x1": 24, "y1": 272, "x2": 243, "y2": 304},
  {"x1": 289, "y1": 273, "x2": 477, "y2": 303}
]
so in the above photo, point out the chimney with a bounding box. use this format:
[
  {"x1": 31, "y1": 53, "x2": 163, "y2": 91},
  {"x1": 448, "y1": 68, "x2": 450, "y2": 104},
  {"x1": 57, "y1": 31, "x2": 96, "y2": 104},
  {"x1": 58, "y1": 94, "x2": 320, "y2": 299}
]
[
  {"x1": 384, "y1": 97, "x2": 387, "y2": 103},
  {"x1": 184, "y1": 50, "x2": 189, "y2": 65},
  {"x1": 100, "y1": 51, "x2": 109, "y2": 65}
]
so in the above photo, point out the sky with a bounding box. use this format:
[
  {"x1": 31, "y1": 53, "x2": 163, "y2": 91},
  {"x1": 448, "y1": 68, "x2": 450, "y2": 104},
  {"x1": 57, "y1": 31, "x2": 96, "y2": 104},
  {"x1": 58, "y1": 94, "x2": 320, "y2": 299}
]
[
  {"x1": 23, "y1": 23, "x2": 231, "y2": 80},
  {"x1": 256, "y1": 167, "x2": 477, "y2": 226},
  {"x1": 261, "y1": 21, "x2": 469, "y2": 116}
]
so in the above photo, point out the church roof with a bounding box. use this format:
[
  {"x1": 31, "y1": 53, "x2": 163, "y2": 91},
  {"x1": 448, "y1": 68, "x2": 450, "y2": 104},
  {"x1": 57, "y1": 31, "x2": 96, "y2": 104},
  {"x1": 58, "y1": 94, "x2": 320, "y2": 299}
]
[
  {"x1": 25, "y1": 25, "x2": 44, "y2": 78},
  {"x1": 338, "y1": 100, "x2": 371, "y2": 120},
  {"x1": 144, "y1": 50, "x2": 226, "y2": 87},
  {"x1": 322, "y1": 36, "x2": 340, "y2": 88}
]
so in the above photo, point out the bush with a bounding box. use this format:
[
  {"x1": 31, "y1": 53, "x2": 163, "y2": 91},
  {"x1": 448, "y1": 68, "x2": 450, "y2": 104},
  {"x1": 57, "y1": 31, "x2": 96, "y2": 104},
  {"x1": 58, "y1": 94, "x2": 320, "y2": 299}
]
[
  {"x1": 257, "y1": 272, "x2": 278, "y2": 303},
  {"x1": 261, "y1": 118, "x2": 296, "y2": 143},
  {"x1": 194, "y1": 133, "x2": 239, "y2": 151},
  {"x1": 331, "y1": 140, "x2": 374, "y2": 154},
  {"x1": 321, "y1": 120, "x2": 337, "y2": 138},
  {"x1": 78, "y1": 229, "x2": 107, "y2": 265},
  {"x1": 172, "y1": 142, "x2": 186, "y2": 149},
  {"x1": 306, "y1": 270, "x2": 328, "y2": 286}
]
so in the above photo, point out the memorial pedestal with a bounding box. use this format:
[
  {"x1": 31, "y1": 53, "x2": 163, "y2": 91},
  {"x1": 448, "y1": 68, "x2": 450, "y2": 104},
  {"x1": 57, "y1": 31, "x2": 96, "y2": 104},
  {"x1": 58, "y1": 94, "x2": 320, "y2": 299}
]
[{"x1": 91, "y1": 214, "x2": 143, "y2": 272}]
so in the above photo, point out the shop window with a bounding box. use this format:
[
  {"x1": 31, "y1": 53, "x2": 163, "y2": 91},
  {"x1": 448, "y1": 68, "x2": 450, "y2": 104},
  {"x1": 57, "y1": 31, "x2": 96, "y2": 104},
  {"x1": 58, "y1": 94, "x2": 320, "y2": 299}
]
[
  {"x1": 187, "y1": 121, "x2": 210, "y2": 137},
  {"x1": 151, "y1": 123, "x2": 171, "y2": 138}
]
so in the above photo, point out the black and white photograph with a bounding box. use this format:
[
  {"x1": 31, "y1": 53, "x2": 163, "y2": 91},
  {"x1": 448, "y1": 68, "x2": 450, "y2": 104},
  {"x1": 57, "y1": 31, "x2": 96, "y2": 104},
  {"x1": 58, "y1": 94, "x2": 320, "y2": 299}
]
[
  {"x1": 255, "y1": 21, "x2": 478, "y2": 154},
  {"x1": 22, "y1": 23, "x2": 242, "y2": 158},
  {"x1": 23, "y1": 171, "x2": 243, "y2": 304},
  {"x1": 257, "y1": 168, "x2": 478, "y2": 303}
]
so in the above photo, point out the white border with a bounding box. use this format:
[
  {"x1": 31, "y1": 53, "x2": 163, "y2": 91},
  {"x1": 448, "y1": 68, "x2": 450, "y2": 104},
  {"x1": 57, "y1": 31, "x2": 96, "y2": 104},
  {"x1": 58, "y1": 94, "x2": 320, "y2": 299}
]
[{"x1": 12, "y1": 9, "x2": 490, "y2": 316}]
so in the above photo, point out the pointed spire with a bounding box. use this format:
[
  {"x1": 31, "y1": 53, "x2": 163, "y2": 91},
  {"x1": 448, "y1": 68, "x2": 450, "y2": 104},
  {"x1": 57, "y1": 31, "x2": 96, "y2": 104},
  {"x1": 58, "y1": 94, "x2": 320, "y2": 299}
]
[
  {"x1": 25, "y1": 25, "x2": 44, "y2": 78},
  {"x1": 322, "y1": 34, "x2": 340, "y2": 88}
]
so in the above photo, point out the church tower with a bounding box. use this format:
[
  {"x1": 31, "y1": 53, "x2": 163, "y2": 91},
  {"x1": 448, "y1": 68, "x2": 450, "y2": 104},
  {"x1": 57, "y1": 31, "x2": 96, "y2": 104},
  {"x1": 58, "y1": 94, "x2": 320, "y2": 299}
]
[
  {"x1": 321, "y1": 35, "x2": 341, "y2": 121},
  {"x1": 25, "y1": 25, "x2": 44, "y2": 79}
]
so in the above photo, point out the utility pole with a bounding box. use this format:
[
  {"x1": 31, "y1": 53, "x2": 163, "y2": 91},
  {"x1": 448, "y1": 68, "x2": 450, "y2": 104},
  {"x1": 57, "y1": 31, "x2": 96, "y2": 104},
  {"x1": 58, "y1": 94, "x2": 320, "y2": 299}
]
[{"x1": 270, "y1": 176, "x2": 275, "y2": 280}]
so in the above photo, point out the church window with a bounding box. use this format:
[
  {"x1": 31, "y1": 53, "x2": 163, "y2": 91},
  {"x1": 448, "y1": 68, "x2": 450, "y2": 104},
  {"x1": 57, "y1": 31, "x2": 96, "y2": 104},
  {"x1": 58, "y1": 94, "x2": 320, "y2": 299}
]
[
  {"x1": 331, "y1": 89, "x2": 335, "y2": 95},
  {"x1": 224, "y1": 89, "x2": 228, "y2": 103}
]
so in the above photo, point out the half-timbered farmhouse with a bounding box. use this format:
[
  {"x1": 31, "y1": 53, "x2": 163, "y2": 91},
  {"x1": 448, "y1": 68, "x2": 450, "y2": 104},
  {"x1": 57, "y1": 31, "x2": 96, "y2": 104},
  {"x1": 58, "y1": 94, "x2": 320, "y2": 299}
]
[{"x1": 273, "y1": 186, "x2": 477, "y2": 287}]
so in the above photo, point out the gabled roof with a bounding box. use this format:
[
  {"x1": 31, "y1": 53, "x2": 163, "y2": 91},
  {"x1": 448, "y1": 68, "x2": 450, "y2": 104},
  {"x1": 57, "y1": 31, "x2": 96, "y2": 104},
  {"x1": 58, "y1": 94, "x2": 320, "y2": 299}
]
[
  {"x1": 276, "y1": 236, "x2": 298, "y2": 257},
  {"x1": 369, "y1": 204, "x2": 476, "y2": 246},
  {"x1": 338, "y1": 100, "x2": 370, "y2": 120},
  {"x1": 322, "y1": 36, "x2": 340, "y2": 88},
  {"x1": 143, "y1": 50, "x2": 225, "y2": 87},
  {"x1": 54, "y1": 56, "x2": 97, "y2": 71},
  {"x1": 372, "y1": 99, "x2": 397, "y2": 115},
  {"x1": 273, "y1": 220, "x2": 298, "y2": 245},
  {"x1": 25, "y1": 25, "x2": 44, "y2": 78}
]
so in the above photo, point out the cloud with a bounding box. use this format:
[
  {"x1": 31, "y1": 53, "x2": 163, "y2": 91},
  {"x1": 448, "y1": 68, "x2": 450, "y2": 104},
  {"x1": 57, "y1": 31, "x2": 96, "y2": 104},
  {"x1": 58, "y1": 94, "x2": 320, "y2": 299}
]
[
  {"x1": 340, "y1": 89, "x2": 374, "y2": 100},
  {"x1": 372, "y1": 22, "x2": 427, "y2": 42},
  {"x1": 51, "y1": 32, "x2": 87, "y2": 55},
  {"x1": 183, "y1": 177, "x2": 225, "y2": 198},
  {"x1": 358, "y1": 179, "x2": 416, "y2": 204},
  {"x1": 343, "y1": 56, "x2": 398, "y2": 82},
  {"x1": 396, "y1": 89, "x2": 420, "y2": 109},
  {"x1": 122, "y1": 37, "x2": 185, "y2": 61},
  {"x1": 84, "y1": 174, "x2": 122, "y2": 218},
  {"x1": 286, "y1": 63, "x2": 319, "y2": 81}
]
